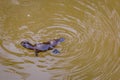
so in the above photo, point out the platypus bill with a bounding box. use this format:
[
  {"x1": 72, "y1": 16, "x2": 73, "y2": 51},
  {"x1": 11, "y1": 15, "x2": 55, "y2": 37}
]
[{"x1": 21, "y1": 38, "x2": 65, "y2": 56}]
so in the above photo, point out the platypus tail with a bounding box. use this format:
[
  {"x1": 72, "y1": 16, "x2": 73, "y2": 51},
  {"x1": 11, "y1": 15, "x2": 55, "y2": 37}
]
[{"x1": 56, "y1": 38, "x2": 65, "y2": 42}]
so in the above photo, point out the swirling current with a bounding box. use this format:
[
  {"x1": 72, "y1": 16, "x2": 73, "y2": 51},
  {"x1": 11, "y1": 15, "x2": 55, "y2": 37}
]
[{"x1": 0, "y1": 0, "x2": 120, "y2": 80}]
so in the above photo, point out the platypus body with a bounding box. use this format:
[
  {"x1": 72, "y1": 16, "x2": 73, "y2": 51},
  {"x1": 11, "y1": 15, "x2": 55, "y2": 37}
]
[{"x1": 21, "y1": 38, "x2": 64, "y2": 56}]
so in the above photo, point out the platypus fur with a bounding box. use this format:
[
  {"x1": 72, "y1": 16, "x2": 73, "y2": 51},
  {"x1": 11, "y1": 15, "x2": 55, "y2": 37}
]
[{"x1": 21, "y1": 38, "x2": 64, "y2": 56}]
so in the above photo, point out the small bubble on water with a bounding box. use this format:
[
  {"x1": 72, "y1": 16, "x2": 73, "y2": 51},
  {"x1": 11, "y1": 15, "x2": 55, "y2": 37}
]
[{"x1": 27, "y1": 14, "x2": 31, "y2": 17}]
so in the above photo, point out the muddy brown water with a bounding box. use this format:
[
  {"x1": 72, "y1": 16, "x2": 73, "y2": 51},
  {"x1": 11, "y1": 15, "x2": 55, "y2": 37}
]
[{"x1": 0, "y1": 0, "x2": 120, "y2": 80}]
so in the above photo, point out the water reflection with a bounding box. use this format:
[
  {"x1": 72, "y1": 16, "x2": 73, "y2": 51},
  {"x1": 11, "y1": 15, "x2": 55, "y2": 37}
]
[{"x1": 0, "y1": 0, "x2": 120, "y2": 80}]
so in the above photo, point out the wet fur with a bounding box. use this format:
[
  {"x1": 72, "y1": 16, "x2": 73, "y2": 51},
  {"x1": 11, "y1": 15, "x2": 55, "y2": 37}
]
[{"x1": 21, "y1": 38, "x2": 64, "y2": 56}]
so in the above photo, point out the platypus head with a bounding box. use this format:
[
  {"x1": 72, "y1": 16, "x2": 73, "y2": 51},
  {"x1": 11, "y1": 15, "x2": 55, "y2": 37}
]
[{"x1": 21, "y1": 41, "x2": 34, "y2": 50}]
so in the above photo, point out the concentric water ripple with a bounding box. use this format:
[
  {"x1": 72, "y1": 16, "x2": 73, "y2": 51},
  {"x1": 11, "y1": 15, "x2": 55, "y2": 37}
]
[{"x1": 0, "y1": 0, "x2": 120, "y2": 80}]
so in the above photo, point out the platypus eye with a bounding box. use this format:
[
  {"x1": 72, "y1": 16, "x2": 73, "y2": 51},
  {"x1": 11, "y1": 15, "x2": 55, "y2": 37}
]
[
  {"x1": 21, "y1": 41, "x2": 30, "y2": 48},
  {"x1": 21, "y1": 41, "x2": 29, "y2": 46}
]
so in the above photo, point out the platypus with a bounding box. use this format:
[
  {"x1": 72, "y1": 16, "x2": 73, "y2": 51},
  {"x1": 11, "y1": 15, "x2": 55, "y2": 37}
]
[{"x1": 21, "y1": 38, "x2": 64, "y2": 56}]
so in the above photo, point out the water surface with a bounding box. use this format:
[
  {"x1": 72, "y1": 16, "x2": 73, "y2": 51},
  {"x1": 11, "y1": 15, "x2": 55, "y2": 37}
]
[{"x1": 0, "y1": 0, "x2": 120, "y2": 80}]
